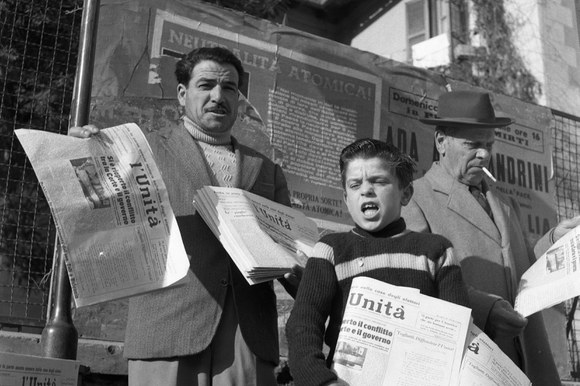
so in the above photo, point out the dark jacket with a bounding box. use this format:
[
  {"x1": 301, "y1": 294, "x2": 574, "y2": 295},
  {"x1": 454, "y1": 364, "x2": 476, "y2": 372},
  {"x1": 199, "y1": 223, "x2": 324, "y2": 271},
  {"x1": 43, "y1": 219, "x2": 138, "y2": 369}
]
[{"x1": 124, "y1": 121, "x2": 290, "y2": 364}]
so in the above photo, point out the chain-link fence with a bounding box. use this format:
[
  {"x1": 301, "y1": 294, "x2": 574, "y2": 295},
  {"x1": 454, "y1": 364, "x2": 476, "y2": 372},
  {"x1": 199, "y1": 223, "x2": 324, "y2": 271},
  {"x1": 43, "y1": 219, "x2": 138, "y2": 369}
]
[
  {"x1": 552, "y1": 110, "x2": 580, "y2": 381},
  {"x1": 0, "y1": 0, "x2": 81, "y2": 332}
]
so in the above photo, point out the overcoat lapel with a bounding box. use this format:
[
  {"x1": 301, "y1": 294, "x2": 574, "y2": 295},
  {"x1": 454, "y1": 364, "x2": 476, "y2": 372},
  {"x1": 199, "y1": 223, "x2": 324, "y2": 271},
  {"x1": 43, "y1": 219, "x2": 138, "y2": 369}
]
[
  {"x1": 161, "y1": 121, "x2": 213, "y2": 192},
  {"x1": 486, "y1": 188, "x2": 520, "y2": 297},
  {"x1": 485, "y1": 186, "x2": 513, "y2": 244},
  {"x1": 428, "y1": 164, "x2": 501, "y2": 243},
  {"x1": 233, "y1": 137, "x2": 263, "y2": 191}
]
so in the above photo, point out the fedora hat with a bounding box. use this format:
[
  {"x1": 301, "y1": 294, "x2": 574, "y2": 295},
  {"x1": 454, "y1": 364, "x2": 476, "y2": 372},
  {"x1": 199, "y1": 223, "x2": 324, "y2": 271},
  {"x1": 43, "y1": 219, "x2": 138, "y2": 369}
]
[{"x1": 419, "y1": 90, "x2": 514, "y2": 128}]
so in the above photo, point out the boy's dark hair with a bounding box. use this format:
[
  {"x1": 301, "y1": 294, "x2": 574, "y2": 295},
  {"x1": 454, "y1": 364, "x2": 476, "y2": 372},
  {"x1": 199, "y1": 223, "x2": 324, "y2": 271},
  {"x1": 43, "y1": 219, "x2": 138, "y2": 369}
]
[
  {"x1": 175, "y1": 47, "x2": 245, "y2": 88},
  {"x1": 339, "y1": 138, "x2": 416, "y2": 188}
]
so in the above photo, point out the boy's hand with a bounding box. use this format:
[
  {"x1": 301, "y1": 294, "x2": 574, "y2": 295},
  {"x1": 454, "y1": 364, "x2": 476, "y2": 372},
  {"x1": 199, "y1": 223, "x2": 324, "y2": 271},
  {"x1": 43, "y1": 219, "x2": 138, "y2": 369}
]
[
  {"x1": 280, "y1": 249, "x2": 307, "y2": 298},
  {"x1": 486, "y1": 299, "x2": 527, "y2": 339},
  {"x1": 68, "y1": 124, "x2": 100, "y2": 138},
  {"x1": 280, "y1": 264, "x2": 304, "y2": 299}
]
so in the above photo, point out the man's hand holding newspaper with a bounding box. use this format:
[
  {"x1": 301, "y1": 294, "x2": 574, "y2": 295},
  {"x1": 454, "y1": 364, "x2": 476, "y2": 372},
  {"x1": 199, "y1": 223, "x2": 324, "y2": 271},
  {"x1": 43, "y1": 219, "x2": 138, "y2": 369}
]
[{"x1": 193, "y1": 186, "x2": 318, "y2": 285}]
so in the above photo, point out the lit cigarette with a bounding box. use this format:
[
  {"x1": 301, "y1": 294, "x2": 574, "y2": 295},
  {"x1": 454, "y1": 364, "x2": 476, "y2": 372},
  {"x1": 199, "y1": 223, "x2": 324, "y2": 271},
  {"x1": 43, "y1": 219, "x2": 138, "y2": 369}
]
[{"x1": 482, "y1": 167, "x2": 497, "y2": 182}]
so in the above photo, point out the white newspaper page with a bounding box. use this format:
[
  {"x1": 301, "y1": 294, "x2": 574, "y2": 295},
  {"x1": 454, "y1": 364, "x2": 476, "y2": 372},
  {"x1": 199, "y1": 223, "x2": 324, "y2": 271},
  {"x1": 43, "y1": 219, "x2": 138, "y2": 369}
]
[
  {"x1": 515, "y1": 224, "x2": 580, "y2": 317},
  {"x1": 458, "y1": 322, "x2": 531, "y2": 386},
  {"x1": 332, "y1": 277, "x2": 471, "y2": 386},
  {"x1": 0, "y1": 352, "x2": 80, "y2": 386},
  {"x1": 15, "y1": 124, "x2": 190, "y2": 307},
  {"x1": 243, "y1": 188, "x2": 318, "y2": 256},
  {"x1": 193, "y1": 186, "x2": 318, "y2": 284}
]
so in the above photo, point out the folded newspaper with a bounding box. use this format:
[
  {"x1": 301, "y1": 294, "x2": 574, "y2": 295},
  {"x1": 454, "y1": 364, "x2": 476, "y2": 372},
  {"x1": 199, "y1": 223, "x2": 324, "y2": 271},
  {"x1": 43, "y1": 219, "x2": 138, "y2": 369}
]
[
  {"x1": 0, "y1": 352, "x2": 80, "y2": 386},
  {"x1": 515, "y1": 223, "x2": 580, "y2": 317},
  {"x1": 193, "y1": 186, "x2": 319, "y2": 284},
  {"x1": 15, "y1": 123, "x2": 190, "y2": 307},
  {"x1": 459, "y1": 323, "x2": 531, "y2": 386},
  {"x1": 333, "y1": 277, "x2": 530, "y2": 386}
]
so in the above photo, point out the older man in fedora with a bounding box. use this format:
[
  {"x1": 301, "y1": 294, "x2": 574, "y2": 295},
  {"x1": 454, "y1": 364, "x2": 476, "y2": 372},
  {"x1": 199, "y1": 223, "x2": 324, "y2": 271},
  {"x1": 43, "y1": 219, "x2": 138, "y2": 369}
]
[{"x1": 402, "y1": 90, "x2": 580, "y2": 385}]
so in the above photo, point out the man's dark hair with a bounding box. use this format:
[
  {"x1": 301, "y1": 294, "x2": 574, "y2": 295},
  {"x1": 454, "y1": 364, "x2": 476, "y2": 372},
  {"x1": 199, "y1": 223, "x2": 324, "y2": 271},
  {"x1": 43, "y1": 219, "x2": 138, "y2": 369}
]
[
  {"x1": 339, "y1": 138, "x2": 416, "y2": 188},
  {"x1": 175, "y1": 46, "x2": 245, "y2": 88}
]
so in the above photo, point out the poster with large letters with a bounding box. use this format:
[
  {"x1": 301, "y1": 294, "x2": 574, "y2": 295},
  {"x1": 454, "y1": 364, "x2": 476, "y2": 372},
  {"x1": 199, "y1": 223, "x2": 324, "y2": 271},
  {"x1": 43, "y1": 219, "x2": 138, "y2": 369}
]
[{"x1": 91, "y1": 0, "x2": 556, "y2": 242}]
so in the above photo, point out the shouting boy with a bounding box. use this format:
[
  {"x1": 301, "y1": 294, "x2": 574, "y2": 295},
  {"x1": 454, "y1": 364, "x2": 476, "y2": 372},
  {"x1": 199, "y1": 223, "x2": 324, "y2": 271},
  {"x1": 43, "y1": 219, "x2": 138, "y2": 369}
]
[{"x1": 285, "y1": 139, "x2": 470, "y2": 386}]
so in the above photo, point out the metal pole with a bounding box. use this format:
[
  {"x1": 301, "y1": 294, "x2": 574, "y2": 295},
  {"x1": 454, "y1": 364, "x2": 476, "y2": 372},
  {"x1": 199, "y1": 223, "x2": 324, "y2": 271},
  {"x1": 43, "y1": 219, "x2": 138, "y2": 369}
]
[
  {"x1": 69, "y1": 0, "x2": 100, "y2": 128},
  {"x1": 41, "y1": 0, "x2": 100, "y2": 359}
]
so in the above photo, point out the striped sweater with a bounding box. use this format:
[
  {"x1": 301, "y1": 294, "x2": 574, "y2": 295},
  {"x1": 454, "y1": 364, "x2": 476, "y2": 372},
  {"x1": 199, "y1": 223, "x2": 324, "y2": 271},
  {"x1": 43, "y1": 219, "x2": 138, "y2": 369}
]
[{"x1": 285, "y1": 218, "x2": 470, "y2": 386}]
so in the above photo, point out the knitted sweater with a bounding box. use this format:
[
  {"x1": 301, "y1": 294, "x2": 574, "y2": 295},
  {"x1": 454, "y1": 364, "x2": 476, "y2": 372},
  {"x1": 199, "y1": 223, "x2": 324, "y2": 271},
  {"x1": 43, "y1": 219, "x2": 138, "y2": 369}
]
[{"x1": 285, "y1": 218, "x2": 470, "y2": 386}]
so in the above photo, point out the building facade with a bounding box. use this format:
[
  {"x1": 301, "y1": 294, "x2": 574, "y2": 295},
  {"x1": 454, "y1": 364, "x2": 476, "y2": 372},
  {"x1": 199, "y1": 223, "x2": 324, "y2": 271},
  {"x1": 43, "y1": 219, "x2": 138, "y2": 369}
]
[{"x1": 350, "y1": 0, "x2": 580, "y2": 115}]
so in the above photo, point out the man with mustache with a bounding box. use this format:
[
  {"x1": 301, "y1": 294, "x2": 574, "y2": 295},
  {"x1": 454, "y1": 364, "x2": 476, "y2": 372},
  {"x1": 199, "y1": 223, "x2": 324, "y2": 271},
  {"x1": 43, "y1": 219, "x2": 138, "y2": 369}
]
[{"x1": 71, "y1": 46, "x2": 300, "y2": 386}]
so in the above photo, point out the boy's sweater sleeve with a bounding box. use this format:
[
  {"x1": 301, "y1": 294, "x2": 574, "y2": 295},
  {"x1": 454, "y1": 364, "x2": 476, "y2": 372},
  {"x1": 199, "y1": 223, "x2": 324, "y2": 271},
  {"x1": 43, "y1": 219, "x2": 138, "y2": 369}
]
[
  {"x1": 286, "y1": 242, "x2": 339, "y2": 386},
  {"x1": 435, "y1": 245, "x2": 470, "y2": 308}
]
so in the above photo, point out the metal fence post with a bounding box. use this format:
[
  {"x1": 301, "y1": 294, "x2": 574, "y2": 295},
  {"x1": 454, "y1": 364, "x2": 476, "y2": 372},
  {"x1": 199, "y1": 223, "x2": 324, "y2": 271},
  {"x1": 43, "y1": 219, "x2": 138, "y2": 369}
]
[{"x1": 41, "y1": 0, "x2": 100, "y2": 360}]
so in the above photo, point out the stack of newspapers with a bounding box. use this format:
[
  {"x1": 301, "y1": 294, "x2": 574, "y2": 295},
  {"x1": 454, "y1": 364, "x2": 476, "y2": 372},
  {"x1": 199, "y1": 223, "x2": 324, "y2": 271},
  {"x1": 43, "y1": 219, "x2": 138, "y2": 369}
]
[{"x1": 193, "y1": 186, "x2": 319, "y2": 284}]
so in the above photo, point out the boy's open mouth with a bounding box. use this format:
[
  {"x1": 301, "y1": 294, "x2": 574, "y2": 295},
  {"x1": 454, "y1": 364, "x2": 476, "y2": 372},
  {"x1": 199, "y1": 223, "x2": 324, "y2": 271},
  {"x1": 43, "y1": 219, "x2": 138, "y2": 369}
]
[{"x1": 361, "y1": 202, "x2": 379, "y2": 217}]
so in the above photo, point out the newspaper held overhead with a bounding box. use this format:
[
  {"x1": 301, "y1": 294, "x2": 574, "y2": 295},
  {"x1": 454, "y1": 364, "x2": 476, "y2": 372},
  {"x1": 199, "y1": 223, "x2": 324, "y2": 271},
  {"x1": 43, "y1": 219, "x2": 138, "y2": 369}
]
[
  {"x1": 15, "y1": 123, "x2": 190, "y2": 307},
  {"x1": 332, "y1": 276, "x2": 471, "y2": 386},
  {"x1": 193, "y1": 186, "x2": 319, "y2": 285},
  {"x1": 515, "y1": 224, "x2": 580, "y2": 317}
]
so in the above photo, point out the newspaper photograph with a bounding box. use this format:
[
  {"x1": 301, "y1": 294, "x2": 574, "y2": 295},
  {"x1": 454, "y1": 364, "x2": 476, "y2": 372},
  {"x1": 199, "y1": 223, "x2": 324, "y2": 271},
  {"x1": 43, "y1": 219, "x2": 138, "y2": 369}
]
[
  {"x1": 459, "y1": 322, "x2": 531, "y2": 386},
  {"x1": 332, "y1": 276, "x2": 471, "y2": 386},
  {"x1": 193, "y1": 186, "x2": 319, "y2": 284},
  {"x1": 515, "y1": 224, "x2": 580, "y2": 317},
  {"x1": 15, "y1": 123, "x2": 190, "y2": 307},
  {"x1": 0, "y1": 352, "x2": 80, "y2": 386}
]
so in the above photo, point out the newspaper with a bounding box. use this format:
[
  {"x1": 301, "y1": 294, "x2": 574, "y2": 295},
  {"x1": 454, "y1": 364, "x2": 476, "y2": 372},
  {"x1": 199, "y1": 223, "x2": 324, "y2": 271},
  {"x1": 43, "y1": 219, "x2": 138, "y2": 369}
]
[
  {"x1": 459, "y1": 323, "x2": 531, "y2": 386},
  {"x1": 0, "y1": 352, "x2": 80, "y2": 386},
  {"x1": 515, "y1": 224, "x2": 580, "y2": 317},
  {"x1": 15, "y1": 124, "x2": 190, "y2": 307},
  {"x1": 193, "y1": 186, "x2": 319, "y2": 284},
  {"x1": 332, "y1": 276, "x2": 471, "y2": 386}
]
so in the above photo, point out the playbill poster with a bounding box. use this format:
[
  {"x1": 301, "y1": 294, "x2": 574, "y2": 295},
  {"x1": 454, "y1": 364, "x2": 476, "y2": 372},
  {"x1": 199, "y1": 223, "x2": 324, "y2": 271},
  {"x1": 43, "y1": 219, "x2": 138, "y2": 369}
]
[{"x1": 91, "y1": 0, "x2": 557, "y2": 240}]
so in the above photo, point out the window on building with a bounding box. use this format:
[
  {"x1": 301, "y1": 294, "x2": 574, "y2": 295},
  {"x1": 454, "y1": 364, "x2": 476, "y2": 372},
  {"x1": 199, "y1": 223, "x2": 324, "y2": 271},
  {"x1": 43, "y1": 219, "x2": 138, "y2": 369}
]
[{"x1": 406, "y1": 0, "x2": 442, "y2": 62}]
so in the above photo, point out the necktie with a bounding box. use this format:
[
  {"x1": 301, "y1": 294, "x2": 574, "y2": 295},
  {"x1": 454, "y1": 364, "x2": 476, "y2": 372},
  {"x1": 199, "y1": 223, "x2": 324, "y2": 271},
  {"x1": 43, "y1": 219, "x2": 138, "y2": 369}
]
[{"x1": 469, "y1": 185, "x2": 493, "y2": 219}]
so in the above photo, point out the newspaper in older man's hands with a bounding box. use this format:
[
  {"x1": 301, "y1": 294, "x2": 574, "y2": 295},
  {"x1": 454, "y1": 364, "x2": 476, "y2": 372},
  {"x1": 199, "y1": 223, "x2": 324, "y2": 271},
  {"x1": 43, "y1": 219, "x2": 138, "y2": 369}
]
[
  {"x1": 15, "y1": 123, "x2": 190, "y2": 307},
  {"x1": 193, "y1": 186, "x2": 319, "y2": 284},
  {"x1": 515, "y1": 223, "x2": 580, "y2": 317}
]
